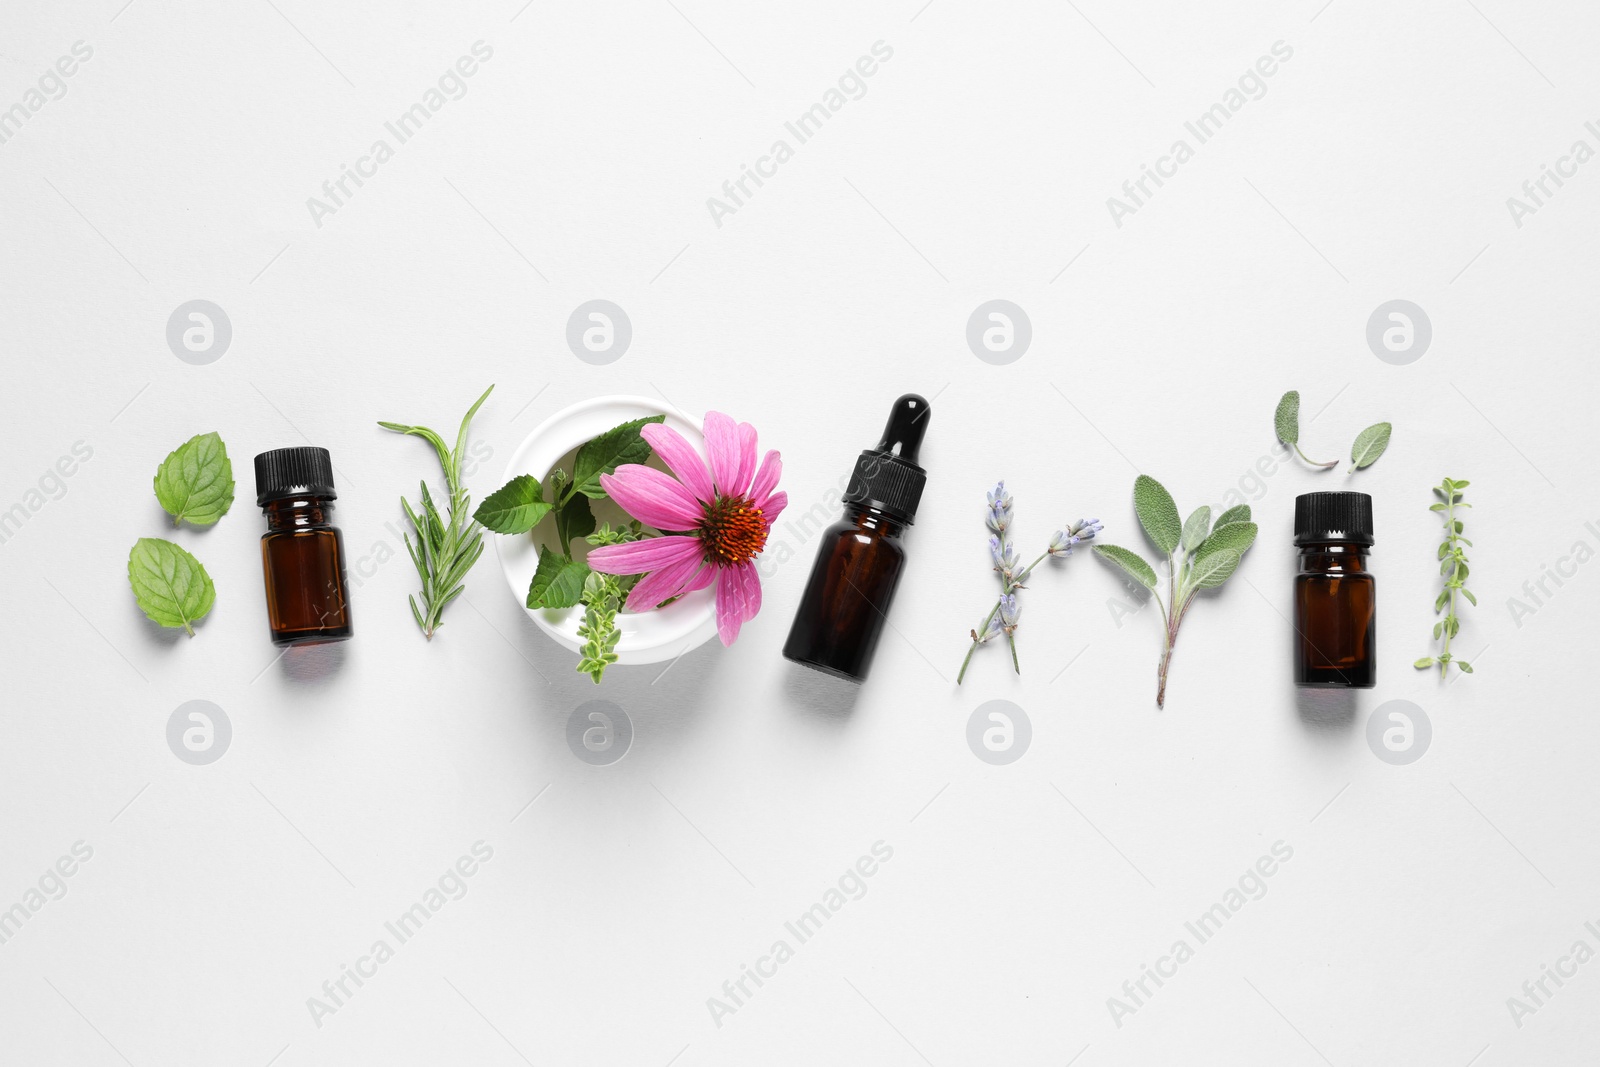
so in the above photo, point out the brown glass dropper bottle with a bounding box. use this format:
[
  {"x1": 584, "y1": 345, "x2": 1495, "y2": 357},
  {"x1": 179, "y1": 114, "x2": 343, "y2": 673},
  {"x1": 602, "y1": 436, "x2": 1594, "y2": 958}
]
[{"x1": 782, "y1": 394, "x2": 930, "y2": 682}]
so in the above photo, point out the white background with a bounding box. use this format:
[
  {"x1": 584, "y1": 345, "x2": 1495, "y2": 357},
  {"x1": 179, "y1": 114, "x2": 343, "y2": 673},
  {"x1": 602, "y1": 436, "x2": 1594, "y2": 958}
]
[{"x1": 1, "y1": 0, "x2": 1596, "y2": 1063}]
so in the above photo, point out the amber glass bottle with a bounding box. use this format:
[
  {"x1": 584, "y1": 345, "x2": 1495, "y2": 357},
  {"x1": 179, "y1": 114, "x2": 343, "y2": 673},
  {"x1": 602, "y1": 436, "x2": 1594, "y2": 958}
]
[
  {"x1": 783, "y1": 394, "x2": 930, "y2": 682},
  {"x1": 1293, "y1": 492, "x2": 1375, "y2": 688},
  {"x1": 255, "y1": 447, "x2": 353, "y2": 646}
]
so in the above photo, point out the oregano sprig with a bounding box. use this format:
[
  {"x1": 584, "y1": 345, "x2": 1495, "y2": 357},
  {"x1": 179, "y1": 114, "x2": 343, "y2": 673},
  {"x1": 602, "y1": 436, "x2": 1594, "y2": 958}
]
[
  {"x1": 1094, "y1": 476, "x2": 1257, "y2": 708},
  {"x1": 1415, "y1": 477, "x2": 1475, "y2": 676}
]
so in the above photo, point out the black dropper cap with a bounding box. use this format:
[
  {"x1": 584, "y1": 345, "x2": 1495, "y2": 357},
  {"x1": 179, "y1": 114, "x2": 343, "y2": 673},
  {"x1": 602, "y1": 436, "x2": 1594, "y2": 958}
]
[
  {"x1": 842, "y1": 394, "x2": 930, "y2": 525},
  {"x1": 1294, "y1": 491, "x2": 1373, "y2": 545},
  {"x1": 254, "y1": 447, "x2": 337, "y2": 506}
]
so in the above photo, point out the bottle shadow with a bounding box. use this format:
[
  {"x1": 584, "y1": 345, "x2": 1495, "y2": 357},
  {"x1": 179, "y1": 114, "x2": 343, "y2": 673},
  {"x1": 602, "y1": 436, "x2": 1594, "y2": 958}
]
[
  {"x1": 780, "y1": 663, "x2": 862, "y2": 724},
  {"x1": 276, "y1": 640, "x2": 349, "y2": 683},
  {"x1": 1295, "y1": 686, "x2": 1357, "y2": 733}
]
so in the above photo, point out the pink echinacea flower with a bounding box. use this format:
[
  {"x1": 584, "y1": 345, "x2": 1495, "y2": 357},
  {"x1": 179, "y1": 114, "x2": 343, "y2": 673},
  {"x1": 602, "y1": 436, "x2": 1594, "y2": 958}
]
[{"x1": 586, "y1": 412, "x2": 785, "y2": 646}]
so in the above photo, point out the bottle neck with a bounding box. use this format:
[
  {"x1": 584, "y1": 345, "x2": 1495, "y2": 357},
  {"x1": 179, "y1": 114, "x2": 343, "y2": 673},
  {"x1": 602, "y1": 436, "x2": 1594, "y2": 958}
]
[
  {"x1": 845, "y1": 503, "x2": 905, "y2": 538},
  {"x1": 263, "y1": 497, "x2": 335, "y2": 531},
  {"x1": 1297, "y1": 540, "x2": 1370, "y2": 572}
]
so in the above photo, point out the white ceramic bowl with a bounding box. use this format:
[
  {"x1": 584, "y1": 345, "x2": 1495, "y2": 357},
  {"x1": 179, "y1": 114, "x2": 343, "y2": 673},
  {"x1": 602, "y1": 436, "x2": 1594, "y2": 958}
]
[{"x1": 495, "y1": 395, "x2": 718, "y2": 665}]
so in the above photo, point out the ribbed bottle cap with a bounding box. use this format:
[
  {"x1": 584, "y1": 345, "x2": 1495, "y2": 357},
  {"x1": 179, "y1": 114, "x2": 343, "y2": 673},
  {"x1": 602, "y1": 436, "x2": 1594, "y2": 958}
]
[
  {"x1": 254, "y1": 447, "x2": 337, "y2": 505},
  {"x1": 1294, "y1": 491, "x2": 1373, "y2": 545},
  {"x1": 842, "y1": 394, "x2": 930, "y2": 525}
]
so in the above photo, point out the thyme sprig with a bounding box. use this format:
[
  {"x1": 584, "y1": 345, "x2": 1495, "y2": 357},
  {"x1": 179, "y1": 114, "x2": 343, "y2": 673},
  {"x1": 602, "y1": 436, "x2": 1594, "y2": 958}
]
[{"x1": 1415, "y1": 477, "x2": 1475, "y2": 676}]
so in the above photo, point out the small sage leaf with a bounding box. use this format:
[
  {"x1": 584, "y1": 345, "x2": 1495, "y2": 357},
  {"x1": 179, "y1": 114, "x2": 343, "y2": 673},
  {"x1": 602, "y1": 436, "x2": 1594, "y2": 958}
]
[
  {"x1": 1094, "y1": 543, "x2": 1157, "y2": 589},
  {"x1": 1349, "y1": 422, "x2": 1392, "y2": 472},
  {"x1": 1133, "y1": 475, "x2": 1181, "y2": 556},
  {"x1": 1196, "y1": 520, "x2": 1257, "y2": 562},
  {"x1": 1190, "y1": 548, "x2": 1240, "y2": 589},
  {"x1": 473, "y1": 474, "x2": 551, "y2": 534},
  {"x1": 1274, "y1": 390, "x2": 1300, "y2": 445},
  {"x1": 1181, "y1": 506, "x2": 1211, "y2": 552},
  {"x1": 154, "y1": 432, "x2": 235, "y2": 526},
  {"x1": 1214, "y1": 504, "x2": 1251, "y2": 528},
  {"x1": 128, "y1": 537, "x2": 215, "y2": 635}
]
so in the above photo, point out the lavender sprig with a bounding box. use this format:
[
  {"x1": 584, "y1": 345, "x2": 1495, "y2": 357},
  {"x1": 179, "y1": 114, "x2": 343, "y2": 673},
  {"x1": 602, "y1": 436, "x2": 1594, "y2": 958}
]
[{"x1": 958, "y1": 479, "x2": 1101, "y2": 684}]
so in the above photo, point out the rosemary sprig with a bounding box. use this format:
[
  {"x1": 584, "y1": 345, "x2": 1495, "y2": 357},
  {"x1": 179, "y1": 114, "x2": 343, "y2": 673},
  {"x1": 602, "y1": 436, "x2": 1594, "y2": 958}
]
[
  {"x1": 378, "y1": 385, "x2": 493, "y2": 639},
  {"x1": 1415, "y1": 476, "x2": 1475, "y2": 676}
]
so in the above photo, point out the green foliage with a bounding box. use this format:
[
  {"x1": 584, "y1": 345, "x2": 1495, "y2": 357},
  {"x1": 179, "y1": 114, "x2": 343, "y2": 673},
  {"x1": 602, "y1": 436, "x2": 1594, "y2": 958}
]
[
  {"x1": 1349, "y1": 422, "x2": 1392, "y2": 472},
  {"x1": 1275, "y1": 389, "x2": 1393, "y2": 472},
  {"x1": 154, "y1": 432, "x2": 235, "y2": 526},
  {"x1": 473, "y1": 474, "x2": 551, "y2": 534},
  {"x1": 1094, "y1": 474, "x2": 1256, "y2": 708},
  {"x1": 1417, "y1": 477, "x2": 1474, "y2": 676},
  {"x1": 570, "y1": 415, "x2": 664, "y2": 499},
  {"x1": 127, "y1": 537, "x2": 215, "y2": 635},
  {"x1": 379, "y1": 385, "x2": 493, "y2": 638},
  {"x1": 526, "y1": 546, "x2": 590, "y2": 609},
  {"x1": 1134, "y1": 474, "x2": 1181, "y2": 555}
]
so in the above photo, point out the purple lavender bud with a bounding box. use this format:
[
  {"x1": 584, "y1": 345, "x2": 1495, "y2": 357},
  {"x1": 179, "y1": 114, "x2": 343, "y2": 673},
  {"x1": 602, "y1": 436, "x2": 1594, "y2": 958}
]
[
  {"x1": 977, "y1": 611, "x2": 1003, "y2": 643},
  {"x1": 999, "y1": 593, "x2": 1021, "y2": 629},
  {"x1": 985, "y1": 481, "x2": 1013, "y2": 533}
]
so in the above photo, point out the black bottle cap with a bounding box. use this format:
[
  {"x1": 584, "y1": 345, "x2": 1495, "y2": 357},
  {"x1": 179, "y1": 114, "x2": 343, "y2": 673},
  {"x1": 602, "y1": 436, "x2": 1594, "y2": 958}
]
[
  {"x1": 1294, "y1": 491, "x2": 1373, "y2": 545},
  {"x1": 842, "y1": 394, "x2": 930, "y2": 525},
  {"x1": 254, "y1": 446, "x2": 337, "y2": 506}
]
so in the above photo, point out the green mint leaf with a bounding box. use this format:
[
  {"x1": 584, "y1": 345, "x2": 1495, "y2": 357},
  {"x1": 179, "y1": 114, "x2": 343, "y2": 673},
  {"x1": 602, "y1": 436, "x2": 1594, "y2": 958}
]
[
  {"x1": 1196, "y1": 521, "x2": 1258, "y2": 562},
  {"x1": 570, "y1": 415, "x2": 666, "y2": 500},
  {"x1": 1275, "y1": 390, "x2": 1300, "y2": 445},
  {"x1": 1133, "y1": 474, "x2": 1181, "y2": 556},
  {"x1": 127, "y1": 537, "x2": 215, "y2": 635},
  {"x1": 1349, "y1": 422, "x2": 1392, "y2": 472},
  {"x1": 526, "y1": 546, "x2": 589, "y2": 609},
  {"x1": 1190, "y1": 547, "x2": 1240, "y2": 589},
  {"x1": 555, "y1": 493, "x2": 597, "y2": 554},
  {"x1": 154, "y1": 432, "x2": 235, "y2": 526},
  {"x1": 1214, "y1": 504, "x2": 1251, "y2": 528},
  {"x1": 1093, "y1": 543, "x2": 1158, "y2": 589},
  {"x1": 473, "y1": 475, "x2": 551, "y2": 534},
  {"x1": 1181, "y1": 506, "x2": 1212, "y2": 552}
]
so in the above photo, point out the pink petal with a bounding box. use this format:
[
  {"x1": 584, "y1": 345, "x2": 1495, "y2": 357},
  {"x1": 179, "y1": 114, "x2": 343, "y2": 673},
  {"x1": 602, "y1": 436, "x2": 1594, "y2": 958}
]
[
  {"x1": 760, "y1": 490, "x2": 788, "y2": 525},
  {"x1": 702, "y1": 412, "x2": 743, "y2": 498},
  {"x1": 625, "y1": 553, "x2": 705, "y2": 612},
  {"x1": 681, "y1": 563, "x2": 717, "y2": 594},
  {"x1": 600, "y1": 466, "x2": 704, "y2": 531},
  {"x1": 714, "y1": 565, "x2": 745, "y2": 646},
  {"x1": 748, "y1": 450, "x2": 782, "y2": 508},
  {"x1": 733, "y1": 423, "x2": 759, "y2": 496},
  {"x1": 642, "y1": 422, "x2": 714, "y2": 504},
  {"x1": 739, "y1": 559, "x2": 763, "y2": 620},
  {"x1": 587, "y1": 535, "x2": 701, "y2": 575}
]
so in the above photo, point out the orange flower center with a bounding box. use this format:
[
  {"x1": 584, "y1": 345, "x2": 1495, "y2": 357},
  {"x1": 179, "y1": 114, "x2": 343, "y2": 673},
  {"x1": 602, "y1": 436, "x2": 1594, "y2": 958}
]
[{"x1": 699, "y1": 495, "x2": 768, "y2": 565}]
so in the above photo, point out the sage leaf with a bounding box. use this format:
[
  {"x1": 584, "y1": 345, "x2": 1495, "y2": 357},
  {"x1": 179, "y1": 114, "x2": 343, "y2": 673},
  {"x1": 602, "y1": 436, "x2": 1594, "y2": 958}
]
[
  {"x1": 1094, "y1": 543, "x2": 1157, "y2": 589},
  {"x1": 570, "y1": 415, "x2": 665, "y2": 499},
  {"x1": 1274, "y1": 390, "x2": 1300, "y2": 445},
  {"x1": 1190, "y1": 547, "x2": 1240, "y2": 589},
  {"x1": 128, "y1": 537, "x2": 215, "y2": 635},
  {"x1": 1196, "y1": 520, "x2": 1258, "y2": 562},
  {"x1": 1214, "y1": 504, "x2": 1251, "y2": 529},
  {"x1": 527, "y1": 546, "x2": 589, "y2": 609},
  {"x1": 154, "y1": 432, "x2": 234, "y2": 526},
  {"x1": 1133, "y1": 475, "x2": 1181, "y2": 555},
  {"x1": 1181, "y1": 506, "x2": 1212, "y2": 552},
  {"x1": 1349, "y1": 422, "x2": 1392, "y2": 472},
  {"x1": 474, "y1": 475, "x2": 551, "y2": 534}
]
